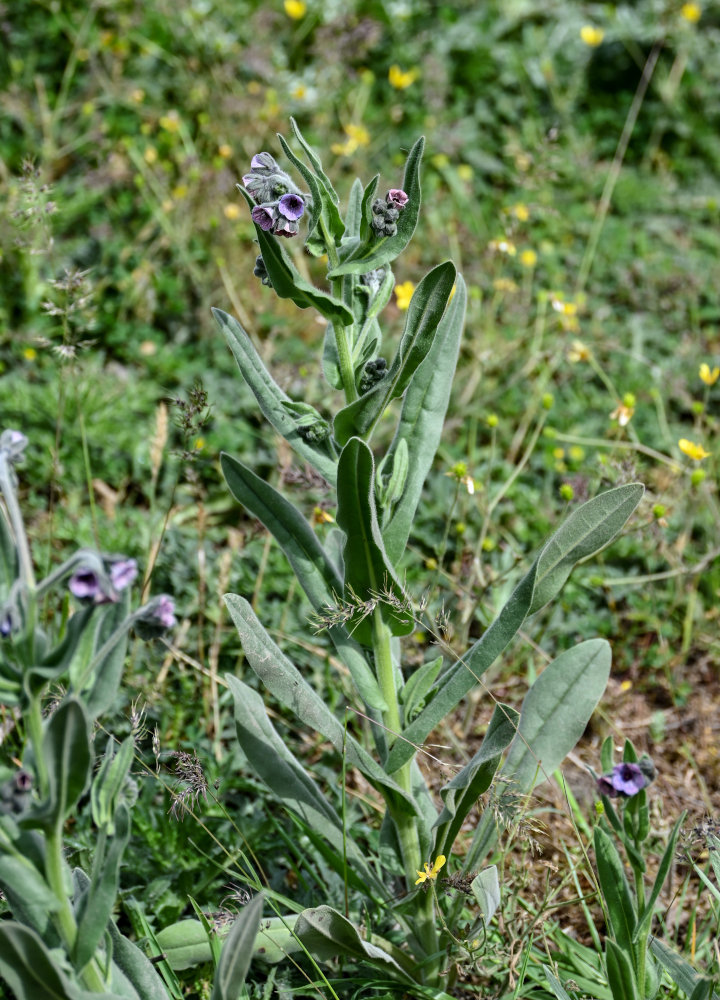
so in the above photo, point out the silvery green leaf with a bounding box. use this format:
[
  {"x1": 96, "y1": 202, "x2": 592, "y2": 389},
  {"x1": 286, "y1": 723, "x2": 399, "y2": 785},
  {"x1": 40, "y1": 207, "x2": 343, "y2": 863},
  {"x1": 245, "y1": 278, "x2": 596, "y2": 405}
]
[
  {"x1": 215, "y1": 309, "x2": 338, "y2": 486},
  {"x1": 471, "y1": 866, "x2": 500, "y2": 923},
  {"x1": 211, "y1": 892, "x2": 264, "y2": 1000}
]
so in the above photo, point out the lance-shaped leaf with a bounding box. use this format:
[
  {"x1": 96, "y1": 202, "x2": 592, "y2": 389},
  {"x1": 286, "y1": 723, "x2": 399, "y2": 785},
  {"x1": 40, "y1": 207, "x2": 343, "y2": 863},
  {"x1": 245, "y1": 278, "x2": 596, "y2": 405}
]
[
  {"x1": 277, "y1": 133, "x2": 345, "y2": 247},
  {"x1": 386, "y1": 483, "x2": 644, "y2": 773},
  {"x1": 471, "y1": 866, "x2": 501, "y2": 923},
  {"x1": 73, "y1": 803, "x2": 132, "y2": 971},
  {"x1": 221, "y1": 453, "x2": 386, "y2": 709},
  {"x1": 501, "y1": 639, "x2": 611, "y2": 792},
  {"x1": 327, "y1": 137, "x2": 424, "y2": 277},
  {"x1": 649, "y1": 939, "x2": 720, "y2": 1000},
  {"x1": 227, "y1": 676, "x2": 385, "y2": 894},
  {"x1": 335, "y1": 438, "x2": 414, "y2": 646},
  {"x1": 0, "y1": 921, "x2": 108, "y2": 1000},
  {"x1": 294, "y1": 906, "x2": 415, "y2": 983},
  {"x1": 634, "y1": 814, "x2": 684, "y2": 943},
  {"x1": 224, "y1": 594, "x2": 418, "y2": 817},
  {"x1": 433, "y1": 703, "x2": 518, "y2": 859},
  {"x1": 333, "y1": 261, "x2": 456, "y2": 445},
  {"x1": 605, "y1": 939, "x2": 639, "y2": 1000},
  {"x1": 0, "y1": 850, "x2": 59, "y2": 937},
  {"x1": 237, "y1": 187, "x2": 353, "y2": 327},
  {"x1": 213, "y1": 309, "x2": 338, "y2": 487},
  {"x1": 78, "y1": 589, "x2": 132, "y2": 719},
  {"x1": 383, "y1": 274, "x2": 466, "y2": 563},
  {"x1": 25, "y1": 698, "x2": 92, "y2": 830},
  {"x1": 594, "y1": 826, "x2": 636, "y2": 948},
  {"x1": 108, "y1": 918, "x2": 172, "y2": 1000},
  {"x1": 211, "y1": 892, "x2": 264, "y2": 1000}
]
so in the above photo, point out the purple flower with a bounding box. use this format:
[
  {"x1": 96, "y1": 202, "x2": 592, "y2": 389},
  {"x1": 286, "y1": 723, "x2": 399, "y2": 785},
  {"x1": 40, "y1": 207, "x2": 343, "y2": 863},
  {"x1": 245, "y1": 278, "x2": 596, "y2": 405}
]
[
  {"x1": 597, "y1": 762, "x2": 648, "y2": 799},
  {"x1": 277, "y1": 193, "x2": 304, "y2": 221},
  {"x1": 134, "y1": 594, "x2": 176, "y2": 640},
  {"x1": 273, "y1": 218, "x2": 299, "y2": 238},
  {"x1": 109, "y1": 558, "x2": 138, "y2": 591},
  {"x1": 386, "y1": 188, "x2": 409, "y2": 209},
  {"x1": 251, "y1": 204, "x2": 276, "y2": 231},
  {"x1": 69, "y1": 568, "x2": 109, "y2": 604},
  {"x1": 0, "y1": 429, "x2": 28, "y2": 464},
  {"x1": 251, "y1": 151, "x2": 277, "y2": 172},
  {"x1": 0, "y1": 610, "x2": 13, "y2": 638}
]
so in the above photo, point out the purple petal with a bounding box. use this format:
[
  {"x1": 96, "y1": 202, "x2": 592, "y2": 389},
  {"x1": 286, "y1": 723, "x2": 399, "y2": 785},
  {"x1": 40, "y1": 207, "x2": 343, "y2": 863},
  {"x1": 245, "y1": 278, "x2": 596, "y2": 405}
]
[
  {"x1": 69, "y1": 568, "x2": 106, "y2": 602},
  {"x1": 596, "y1": 774, "x2": 618, "y2": 798},
  {"x1": 273, "y1": 218, "x2": 299, "y2": 237},
  {"x1": 251, "y1": 205, "x2": 276, "y2": 231},
  {"x1": 250, "y1": 152, "x2": 276, "y2": 171},
  {"x1": 277, "y1": 193, "x2": 304, "y2": 221},
  {"x1": 155, "y1": 595, "x2": 176, "y2": 628},
  {"x1": 110, "y1": 558, "x2": 138, "y2": 591},
  {"x1": 611, "y1": 762, "x2": 647, "y2": 796},
  {"x1": 387, "y1": 188, "x2": 409, "y2": 209}
]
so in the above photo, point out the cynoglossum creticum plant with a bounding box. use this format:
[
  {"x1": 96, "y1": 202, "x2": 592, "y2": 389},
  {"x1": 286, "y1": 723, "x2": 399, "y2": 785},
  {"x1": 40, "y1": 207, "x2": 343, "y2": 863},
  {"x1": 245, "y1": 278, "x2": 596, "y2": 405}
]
[
  {"x1": 199, "y1": 121, "x2": 645, "y2": 992},
  {"x1": 0, "y1": 430, "x2": 239, "y2": 1000}
]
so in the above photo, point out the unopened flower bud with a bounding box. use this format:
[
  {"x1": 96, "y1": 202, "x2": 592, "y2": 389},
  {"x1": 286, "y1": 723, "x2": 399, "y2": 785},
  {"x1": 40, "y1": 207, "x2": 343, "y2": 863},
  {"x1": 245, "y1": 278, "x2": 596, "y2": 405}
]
[
  {"x1": 253, "y1": 255, "x2": 272, "y2": 287},
  {"x1": 386, "y1": 188, "x2": 409, "y2": 209}
]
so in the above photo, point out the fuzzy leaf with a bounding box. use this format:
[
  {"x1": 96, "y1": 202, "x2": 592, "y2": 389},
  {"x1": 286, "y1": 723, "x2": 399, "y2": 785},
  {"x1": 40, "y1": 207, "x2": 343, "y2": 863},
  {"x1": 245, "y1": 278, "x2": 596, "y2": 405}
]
[
  {"x1": 327, "y1": 137, "x2": 424, "y2": 277},
  {"x1": 594, "y1": 826, "x2": 636, "y2": 949},
  {"x1": 649, "y1": 939, "x2": 719, "y2": 1000},
  {"x1": 471, "y1": 866, "x2": 501, "y2": 923},
  {"x1": 215, "y1": 309, "x2": 338, "y2": 486},
  {"x1": 605, "y1": 939, "x2": 639, "y2": 1000},
  {"x1": 107, "y1": 919, "x2": 171, "y2": 1000},
  {"x1": 333, "y1": 261, "x2": 456, "y2": 445},
  {"x1": 335, "y1": 438, "x2": 413, "y2": 645},
  {"x1": 382, "y1": 274, "x2": 466, "y2": 563},
  {"x1": 211, "y1": 892, "x2": 264, "y2": 1000},
  {"x1": 26, "y1": 699, "x2": 92, "y2": 829},
  {"x1": 0, "y1": 921, "x2": 116, "y2": 1000},
  {"x1": 386, "y1": 483, "x2": 643, "y2": 773},
  {"x1": 501, "y1": 639, "x2": 611, "y2": 791}
]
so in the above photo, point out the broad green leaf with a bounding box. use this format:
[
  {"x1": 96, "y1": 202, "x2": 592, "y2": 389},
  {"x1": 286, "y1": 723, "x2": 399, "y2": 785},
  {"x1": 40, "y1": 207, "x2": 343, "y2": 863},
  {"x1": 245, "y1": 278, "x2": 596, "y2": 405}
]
[
  {"x1": 433, "y1": 703, "x2": 518, "y2": 859},
  {"x1": 108, "y1": 919, "x2": 171, "y2": 1000},
  {"x1": 220, "y1": 454, "x2": 385, "y2": 709},
  {"x1": 605, "y1": 939, "x2": 639, "y2": 1000},
  {"x1": 155, "y1": 919, "x2": 217, "y2": 972},
  {"x1": 83, "y1": 590, "x2": 132, "y2": 719},
  {"x1": 214, "y1": 309, "x2": 338, "y2": 486},
  {"x1": 382, "y1": 274, "x2": 466, "y2": 564},
  {"x1": 386, "y1": 483, "x2": 643, "y2": 773},
  {"x1": 0, "y1": 851, "x2": 59, "y2": 936},
  {"x1": 528, "y1": 483, "x2": 645, "y2": 615},
  {"x1": 211, "y1": 892, "x2": 264, "y2": 1000},
  {"x1": 0, "y1": 921, "x2": 114, "y2": 1000},
  {"x1": 74, "y1": 803, "x2": 132, "y2": 971},
  {"x1": 294, "y1": 906, "x2": 414, "y2": 983},
  {"x1": 501, "y1": 639, "x2": 611, "y2": 792},
  {"x1": 471, "y1": 866, "x2": 501, "y2": 923},
  {"x1": 333, "y1": 261, "x2": 456, "y2": 445},
  {"x1": 224, "y1": 595, "x2": 418, "y2": 817},
  {"x1": 400, "y1": 654, "x2": 443, "y2": 721},
  {"x1": 26, "y1": 698, "x2": 92, "y2": 829},
  {"x1": 227, "y1": 675, "x2": 385, "y2": 894},
  {"x1": 543, "y1": 966, "x2": 574, "y2": 1000},
  {"x1": 335, "y1": 438, "x2": 413, "y2": 646},
  {"x1": 327, "y1": 137, "x2": 424, "y2": 277},
  {"x1": 649, "y1": 938, "x2": 720, "y2": 1000},
  {"x1": 594, "y1": 826, "x2": 636, "y2": 949},
  {"x1": 237, "y1": 188, "x2": 353, "y2": 327}
]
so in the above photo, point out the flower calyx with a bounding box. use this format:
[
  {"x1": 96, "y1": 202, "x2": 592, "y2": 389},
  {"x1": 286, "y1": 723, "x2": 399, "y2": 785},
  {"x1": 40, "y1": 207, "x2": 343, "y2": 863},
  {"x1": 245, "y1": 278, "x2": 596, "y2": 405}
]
[{"x1": 371, "y1": 189, "x2": 409, "y2": 238}]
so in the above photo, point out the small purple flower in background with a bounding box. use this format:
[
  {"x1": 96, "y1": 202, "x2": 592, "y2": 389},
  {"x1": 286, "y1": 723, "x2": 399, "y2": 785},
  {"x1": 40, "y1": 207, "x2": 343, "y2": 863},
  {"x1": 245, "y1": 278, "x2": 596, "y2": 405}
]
[
  {"x1": 251, "y1": 205, "x2": 276, "y2": 231},
  {"x1": 277, "y1": 193, "x2": 304, "y2": 221},
  {"x1": 0, "y1": 610, "x2": 13, "y2": 638},
  {"x1": 134, "y1": 594, "x2": 176, "y2": 640},
  {"x1": 596, "y1": 761, "x2": 652, "y2": 798},
  {"x1": 386, "y1": 188, "x2": 409, "y2": 209},
  {"x1": 109, "y1": 558, "x2": 138, "y2": 592},
  {"x1": 69, "y1": 567, "x2": 109, "y2": 604}
]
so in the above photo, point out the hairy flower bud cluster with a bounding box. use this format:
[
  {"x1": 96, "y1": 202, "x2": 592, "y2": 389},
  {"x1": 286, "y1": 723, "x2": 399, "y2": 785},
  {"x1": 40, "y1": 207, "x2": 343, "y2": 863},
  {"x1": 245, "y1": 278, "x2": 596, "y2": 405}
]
[
  {"x1": 359, "y1": 357, "x2": 388, "y2": 394},
  {"x1": 371, "y1": 189, "x2": 409, "y2": 238},
  {"x1": 253, "y1": 255, "x2": 272, "y2": 287},
  {"x1": 0, "y1": 770, "x2": 32, "y2": 817},
  {"x1": 243, "y1": 152, "x2": 306, "y2": 238}
]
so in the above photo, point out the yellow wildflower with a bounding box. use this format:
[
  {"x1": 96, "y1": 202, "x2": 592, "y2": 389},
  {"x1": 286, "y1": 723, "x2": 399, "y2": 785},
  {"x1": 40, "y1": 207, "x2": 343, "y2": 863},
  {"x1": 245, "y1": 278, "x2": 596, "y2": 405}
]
[
  {"x1": 130, "y1": 88, "x2": 145, "y2": 103},
  {"x1": 389, "y1": 64, "x2": 419, "y2": 90},
  {"x1": 493, "y1": 278, "x2": 518, "y2": 293},
  {"x1": 395, "y1": 281, "x2": 415, "y2": 311},
  {"x1": 171, "y1": 184, "x2": 188, "y2": 200},
  {"x1": 143, "y1": 146, "x2": 158, "y2": 165},
  {"x1": 223, "y1": 204, "x2": 241, "y2": 220},
  {"x1": 681, "y1": 3, "x2": 701, "y2": 22},
  {"x1": 313, "y1": 506, "x2": 335, "y2": 525},
  {"x1": 567, "y1": 340, "x2": 591, "y2": 363},
  {"x1": 331, "y1": 123, "x2": 370, "y2": 157},
  {"x1": 415, "y1": 855, "x2": 446, "y2": 885},
  {"x1": 699, "y1": 362, "x2": 719, "y2": 386},
  {"x1": 457, "y1": 164, "x2": 473, "y2": 181},
  {"x1": 511, "y1": 202, "x2": 529, "y2": 221},
  {"x1": 520, "y1": 249, "x2": 537, "y2": 268},
  {"x1": 678, "y1": 438, "x2": 710, "y2": 461},
  {"x1": 194, "y1": 437, "x2": 205, "y2": 451},
  {"x1": 159, "y1": 110, "x2": 180, "y2": 133},
  {"x1": 218, "y1": 143, "x2": 232, "y2": 158},
  {"x1": 432, "y1": 153, "x2": 450, "y2": 169},
  {"x1": 580, "y1": 25, "x2": 605, "y2": 46},
  {"x1": 489, "y1": 239, "x2": 516, "y2": 256},
  {"x1": 284, "y1": 0, "x2": 306, "y2": 19},
  {"x1": 23, "y1": 347, "x2": 37, "y2": 361}
]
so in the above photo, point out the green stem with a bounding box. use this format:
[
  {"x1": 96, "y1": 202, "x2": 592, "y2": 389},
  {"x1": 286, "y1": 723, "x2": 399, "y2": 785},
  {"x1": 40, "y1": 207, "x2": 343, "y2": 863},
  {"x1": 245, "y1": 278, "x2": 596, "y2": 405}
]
[
  {"x1": 633, "y1": 860, "x2": 647, "y2": 998},
  {"x1": 372, "y1": 613, "x2": 440, "y2": 979},
  {"x1": 0, "y1": 457, "x2": 36, "y2": 591},
  {"x1": 318, "y1": 215, "x2": 357, "y2": 404},
  {"x1": 27, "y1": 697, "x2": 49, "y2": 799}
]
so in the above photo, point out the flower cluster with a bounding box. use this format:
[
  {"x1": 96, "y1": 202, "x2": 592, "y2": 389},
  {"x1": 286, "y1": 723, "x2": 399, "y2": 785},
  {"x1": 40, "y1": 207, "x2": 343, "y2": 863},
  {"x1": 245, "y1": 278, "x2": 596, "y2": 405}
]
[
  {"x1": 134, "y1": 594, "x2": 177, "y2": 640},
  {"x1": 242, "y1": 152, "x2": 306, "y2": 238},
  {"x1": 415, "y1": 854, "x2": 446, "y2": 885},
  {"x1": 68, "y1": 557, "x2": 138, "y2": 605},
  {"x1": 371, "y1": 189, "x2": 409, "y2": 238},
  {"x1": 359, "y1": 357, "x2": 388, "y2": 394},
  {"x1": 596, "y1": 759, "x2": 656, "y2": 798}
]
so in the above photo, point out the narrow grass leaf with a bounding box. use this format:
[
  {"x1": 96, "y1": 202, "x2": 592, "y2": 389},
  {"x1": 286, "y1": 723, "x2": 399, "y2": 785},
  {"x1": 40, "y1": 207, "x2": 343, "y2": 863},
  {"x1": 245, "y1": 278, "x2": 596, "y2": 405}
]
[
  {"x1": 594, "y1": 826, "x2": 636, "y2": 948},
  {"x1": 634, "y1": 813, "x2": 685, "y2": 941},
  {"x1": 649, "y1": 938, "x2": 720, "y2": 1000}
]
